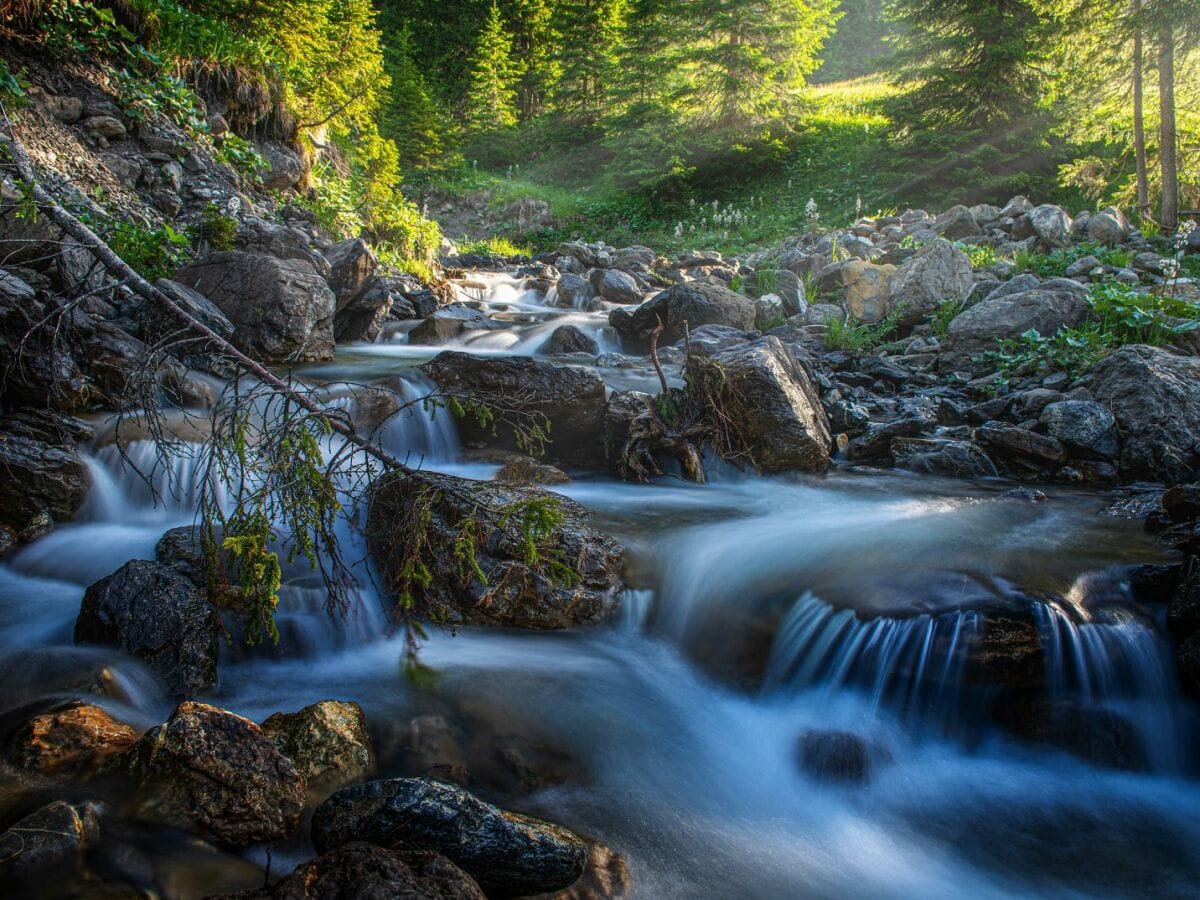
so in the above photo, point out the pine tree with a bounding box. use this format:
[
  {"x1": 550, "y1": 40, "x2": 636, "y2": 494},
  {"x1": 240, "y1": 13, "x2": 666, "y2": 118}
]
[
  {"x1": 551, "y1": 0, "x2": 626, "y2": 125},
  {"x1": 464, "y1": 1, "x2": 520, "y2": 133},
  {"x1": 608, "y1": 0, "x2": 687, "y2": 127},
  {"x1": 680, "y1": 0, "x2": 840, "y2": 127},
  {"x1": 887, "y1": 0, "x2": 1048, "y2": 132},
  {"x1": 378, "y1": 20, "x2": 446, "y2": 169},
  {"x1": 507, "y1": 0, "x2": 558, "y2": 118}
]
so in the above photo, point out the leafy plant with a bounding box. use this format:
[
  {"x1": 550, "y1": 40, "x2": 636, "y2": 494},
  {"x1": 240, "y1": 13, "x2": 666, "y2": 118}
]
[
  {"x1": 0, "y1": 61, "x2": 30, "y2": 107},
  {"x1": 959, "y1": 243, "x2": 997, "y2": 269},
  {"x1": 106, "y1": 219, "x2": 191, "y2": 280},
  {"x1": 117, "y1": 68, "x2": 208, "y2": 135},
  {"x1": 188, "y1": 202, "x2": 238, "y2": 251},
  {"x1": 215, "y1": 134, "x2": 268, "y2": 185}
]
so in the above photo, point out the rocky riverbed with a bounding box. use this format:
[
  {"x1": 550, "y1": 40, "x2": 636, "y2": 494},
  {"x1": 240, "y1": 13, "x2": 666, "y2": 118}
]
[{"x1": 2, "y1": 57, "x2": 1200, "y2": 899}]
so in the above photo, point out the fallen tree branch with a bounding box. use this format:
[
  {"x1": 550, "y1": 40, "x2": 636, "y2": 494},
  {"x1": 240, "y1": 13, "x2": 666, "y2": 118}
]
[{"x1": 0, "y1": 109, "x2": 411, "y2": 477}]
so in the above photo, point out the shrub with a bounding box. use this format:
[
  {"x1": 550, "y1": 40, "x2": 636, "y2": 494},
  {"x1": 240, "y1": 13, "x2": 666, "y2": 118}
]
[
  {"x1": 106, "y1": 219, "x2": 192, "y2": 280},
  {"x1": 188, "y1": 202, "x2": 238, "y2": 251},
  {"x1": 822, "y1": 303, "x2": 905, "y2": 351}
]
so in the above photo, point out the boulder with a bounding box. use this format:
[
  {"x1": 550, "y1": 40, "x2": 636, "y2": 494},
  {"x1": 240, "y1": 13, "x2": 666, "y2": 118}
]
[
  {"x1": 261, "y1": 700, "x2": 372, "y2": 798},
  {"x1": 545, "y1": 324, "x2": 599, "y2": 356},
  {"x1": 176, "y1": 252, "x2": 335, "y2": 363},
  {"x1": 940, "y1": 286, "x2": 1092, "y2": 372},
  {"x1": 891, "y1": 437, "x2": 998, "y2": 478},
  {"x1": 977, "y1": 422, "x2": 1067, "y2": 465},
  {"x1": 553, "y1": 274, "x2": 597, "y2": 309},
  {"x1": 0, "y1": 800, "x2": 105, "y2": 884},
  {"x1": 886, "y1": 239, "x2": 973, "y2": 326},
  {"x1": 1087, "y1": 210, "x2": 1128, "y2": 245},
  {"x1": 1028, "y1": 204, "x2": 1073, "y2": 248},
  {"x1": 0, "y1": 273, "x2": 88, "y2": 409},
  {"x1": 367, "y1": 470, "x2": 623, "y2": 629},
  {"x1": 1088, "y1": 346, "x2": 1200, "y2": 482},
  {"x1": 932, "y1": 205, "x2": 982, "y2": 240},
  {"x1": 222, "y1": 843, "x2": 486, "y2": 899},
  {"x1": 409, "y1": 305, "x2": 505, "y2": 344},
  {"x1": 815, "y1": 260, "x2": 896, "y2": 323},
  {"x1": 311, "y1": 777, "x2": 588, "y2": 897},
  {"x1": 589, "y1": 268, "x2": 642, "y2": 304},
  {"x1": 609, "y1": 282, "x2": 755, "y2": 351},
  {"x1": 7, "y1": 700, "x2": 137, "y2": 776},
  {"x1": 235, "y1": 217, "x2": 330, "y2": 274},
  {"x1": 147, "y1": 278, "x2": 236, "y2": 370},
  {"x1": 1039, "y1": 400, "x2": 1119, "y2": 460},
  {"x1": 421, "y1": 352, "x2": 607, "y2": 468},
  {"x1": 75, "y1": 559, "x2": 219, "y2": 699},
  {"x1": 685, "y1": 336, "x2": 831, "y2": 473},
  {"x1": 121, "y1": 701, "x2": 306, "y2": 847},
  {"x1": 257, "y1": 144, "x2": 304, "y2": 191},
  {"x1": 0, "y1": 422, "x2": 90, "y2": 539},
  {"x1": 324, "y1": 239, "x2": 379, "y2": 304},
  {"x1": 613, "y1": 245, "x2": 655, "y2": 271}
]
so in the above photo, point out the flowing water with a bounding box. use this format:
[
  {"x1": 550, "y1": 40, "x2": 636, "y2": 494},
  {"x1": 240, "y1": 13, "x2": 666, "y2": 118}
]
[{"x1": 2, "y1": 271, "x2": 1199, "y2": 898}]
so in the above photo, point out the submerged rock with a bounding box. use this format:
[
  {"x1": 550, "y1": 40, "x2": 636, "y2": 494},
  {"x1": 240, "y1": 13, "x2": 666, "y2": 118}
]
[
  {"x1": 222, "y1": 843, "x2": 486, "y2": 899},
  {"x1": 686, "y1": 336, "x2": 831, "y2": 473},
  {"x1": 261, "y1": 700, "x2": 372, "y2": 799},
  {"x1": 0, "y1": 799, "x2": 106, "y2": 884},
  {"x1": 311, "y1": 777, "x2": 588, "y2": 896},
  {"x1": 530, "y1": 839, "x2": 633, "y2": 900},
  {"x1": 545, "y1": 324, "x2": 599, "y2": 356},
  {"x1": 796, "y1": 730, "x2": 872, "y2": 784},
  {"x1": 366, "y1": 470, "x2": 623, "y2": 629},
  {"x1": 75, "y1": 559, "x2": 218, "y2": 699},
  {"x1": 121, "y1": 701, "x2": 306, "y2": 848}
]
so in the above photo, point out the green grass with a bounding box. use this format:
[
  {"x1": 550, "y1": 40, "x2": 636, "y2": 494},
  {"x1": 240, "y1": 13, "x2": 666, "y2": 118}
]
[
  {"x1": 456, "y1": 236, "x2": 534, "y2": 258},
  {"x1": 1013, "y1": 241, "x2": 1136, "y2": 278},
  {"x1": 822, "y1": 303, "x2": 906, "y2": 352},
  {"x1": 422, "y1": 75, "x2": 902, "y2": 257}
]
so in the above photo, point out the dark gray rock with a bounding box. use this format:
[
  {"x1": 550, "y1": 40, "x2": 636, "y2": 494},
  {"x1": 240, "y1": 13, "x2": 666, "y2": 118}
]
[
  {"x1": 977, "y1": 422, "x2": 1067, "y2": 464},
  {"x1": 1039, "y1": 400, "x2": 1119, "y2": 460},
  {"x1": 545, "y1": 324, "x2": 598, "y2": 356},
  {"x1": 797, "y1": 730, "x2": 871, "y2": 783},
  {"x1": 422, "y1": 352, "x2": 607, "y2": 468},
  {"x1": 686, "y1": 336, "x2": 831, "y2": 473},
  {"x1": 0, "y1": 418, "x2": 90, "y2": 539},
  {"x1": 589, "y1": 268, "x2": 642, "y2": 304},
  {"x1": 609, "y1": 281, "x2": 755, "y2": 351},
  {"x1": 311, "y1": 777, "x2": 588, "y2": 897},
  {"x1": 176, "y1": 252, "x2": 335, "y2": 363},
  {"x1": 75, "y1": 559, "x2": 218, "y2": 699},
  {"x1": 941, "y1": 287, "x2": 1092, "y2": 372},
  {"x1": 0, "y1": 800, "x2": 106, "y2": 884},
  {"x1": 367, "y1": 470, "x2": 623, "y2": 629},
  {"x1": 1088, "y1": 346, "x2": 1200, "y2": 483}
]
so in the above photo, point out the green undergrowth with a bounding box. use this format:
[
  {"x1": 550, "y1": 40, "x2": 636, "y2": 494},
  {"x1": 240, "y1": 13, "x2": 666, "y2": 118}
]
[{"x1": 981, "y1": 280, "x2": 1200, "y2": 380}]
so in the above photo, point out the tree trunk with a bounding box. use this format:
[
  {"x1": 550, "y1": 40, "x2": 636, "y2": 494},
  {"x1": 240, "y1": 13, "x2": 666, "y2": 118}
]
[
  {"x1": 1158, "y1": 23, "x2": 1178, "y2": 230},
  {"x1": 1132, "y1": 1, "x2": 1150, "y2": 218}
]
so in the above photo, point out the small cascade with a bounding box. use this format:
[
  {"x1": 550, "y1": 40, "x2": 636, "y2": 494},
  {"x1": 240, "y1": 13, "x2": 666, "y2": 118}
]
[
  {"x1": 82, "y1": 440, "x2": 218, "y2": 521},
  {"x1": 1034, "y1": 602, "x2": 1187, "y2": 771},
  {"x1": 763, "y1": 592, "x2": 984, "y2": 731},
  {"x1": 376, "y1": 373, "x2": 461, "y2": 464}
]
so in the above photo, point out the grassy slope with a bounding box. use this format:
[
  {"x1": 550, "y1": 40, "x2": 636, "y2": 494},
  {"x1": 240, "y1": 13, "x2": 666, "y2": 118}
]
[{"x1": 428, "y1": 76, "x2": 909, "y2": 256}]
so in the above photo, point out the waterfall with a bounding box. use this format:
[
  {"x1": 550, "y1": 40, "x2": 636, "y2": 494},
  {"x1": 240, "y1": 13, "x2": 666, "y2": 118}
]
[
  {"x1": 1034, "y1": 602, "x2": 1187, "y2": 771},
  {"x1": 377, "y1": 373, "x2": 461, "y2": 464},
  {"x1": 762, "y1": 592, "x2": 984, "y2": 731}
]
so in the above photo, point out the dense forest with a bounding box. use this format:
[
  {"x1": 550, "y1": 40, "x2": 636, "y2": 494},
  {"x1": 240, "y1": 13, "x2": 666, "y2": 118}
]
[{"x1": 6, "y1": 0, "x2": 1196, "y2": 257}]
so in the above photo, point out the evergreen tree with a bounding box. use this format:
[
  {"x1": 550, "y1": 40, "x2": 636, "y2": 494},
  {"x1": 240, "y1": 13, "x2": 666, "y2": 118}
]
[
  {"x1": 507, "y1": 0, "x2": 558, "y2": 118},
  {"x1": 551, "y1": 0, "x2": 626, "y2": 125},
  {"x1": 464, "y1": 1, "x2": 520, "y2": 133},
  {"x1": 680, "y1": 0, "x2": 840, "y2": 127},
  {"x1": 608, "y1": 0, "x2": 687, "y2": 127},
  {"x1": 813, "y1": 0, "x2": 896, "y2": 83},
  {"x1": 377, "y1": 19, "x2": 447, "y2": 169},
  {"x1": 886, "y1": 0, "x2": 1049, "y2": 132}
]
